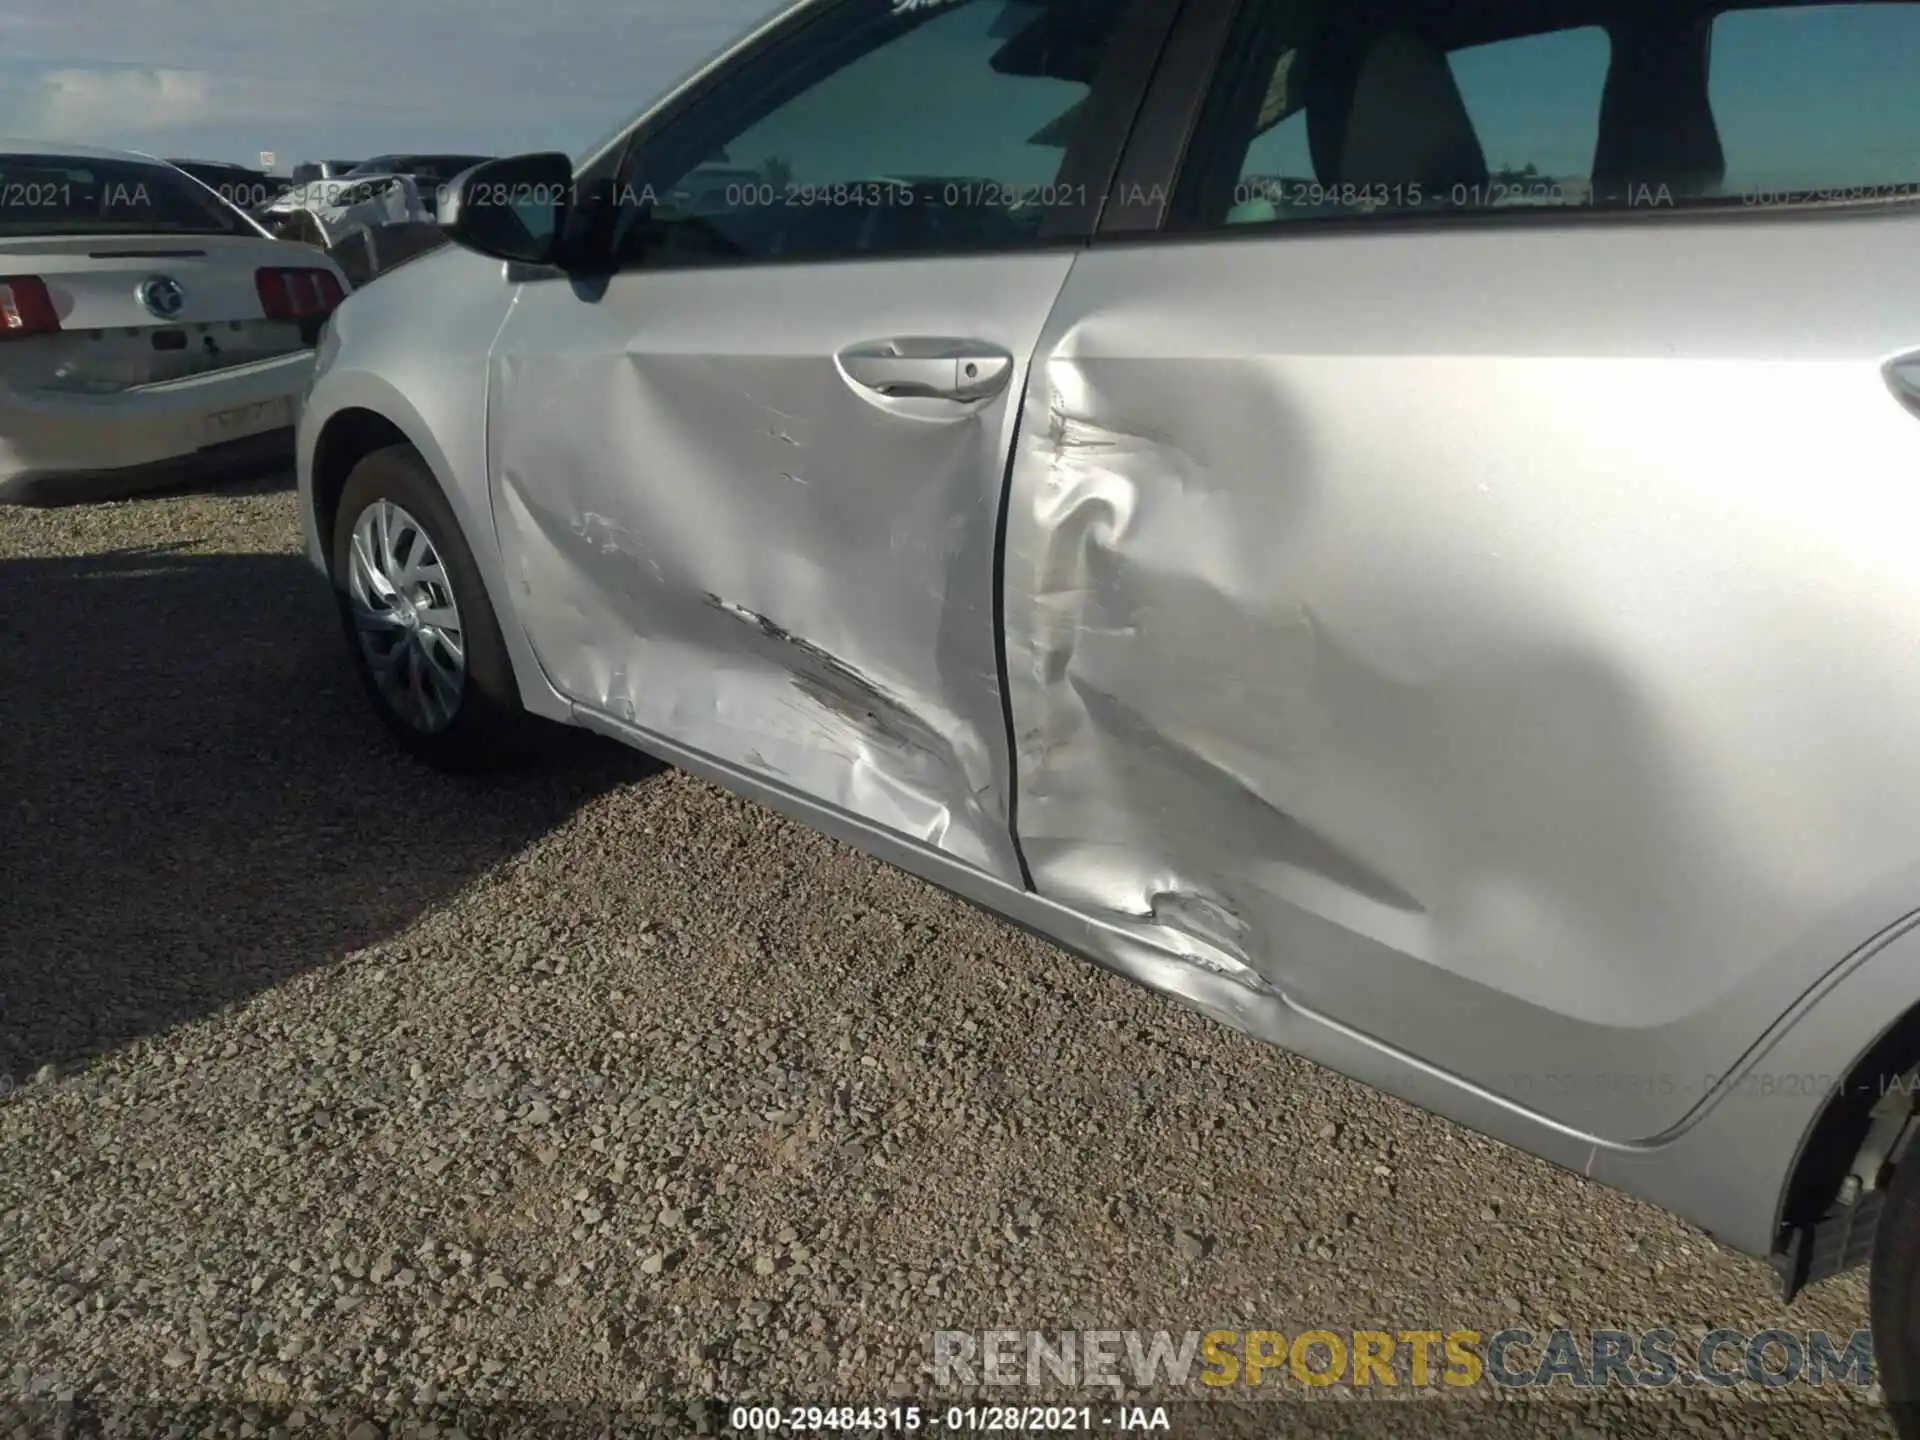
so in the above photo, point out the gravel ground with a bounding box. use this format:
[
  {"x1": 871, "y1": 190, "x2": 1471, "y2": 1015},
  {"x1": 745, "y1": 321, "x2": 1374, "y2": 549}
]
[{"x1": 0, "y1": 476, "x2": 1896, "y2": 1439}]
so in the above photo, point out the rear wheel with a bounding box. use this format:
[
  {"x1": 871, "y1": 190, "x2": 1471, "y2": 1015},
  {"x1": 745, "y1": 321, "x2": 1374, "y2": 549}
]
[
  {"x1": 330, "y1": 444, "x2": 537, "y2": 771},
  {"x1": 1873, "y1": 1149, "x2": 1920, "y2": 1436}
]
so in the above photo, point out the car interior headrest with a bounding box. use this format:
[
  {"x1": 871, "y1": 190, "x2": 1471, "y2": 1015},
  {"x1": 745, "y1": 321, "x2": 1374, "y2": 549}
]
[{"x1": 1337, "y1": 26, "x2": 1490, "y2": 194}]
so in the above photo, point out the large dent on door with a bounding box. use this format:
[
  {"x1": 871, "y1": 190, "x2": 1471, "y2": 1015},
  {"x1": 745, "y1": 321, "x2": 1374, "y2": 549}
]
[
  {"x1": 490, "y1": 344, "x2": 1021, "y2": 878},
  {"x1": 1004, "y1": 274, "x2": 1920, "y2": 1140},
  {"x1": 1007, "y1": 351, "x2": 1436, "y2": 984},
  {"x1": 1007, "y1": 339, "x2": 1740, "y2": 1025}
]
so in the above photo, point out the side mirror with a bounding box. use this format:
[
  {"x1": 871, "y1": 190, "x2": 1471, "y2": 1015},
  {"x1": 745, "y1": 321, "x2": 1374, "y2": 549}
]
[{"x1": 438, "y1": 153, "x2": 575, "y2": 266}]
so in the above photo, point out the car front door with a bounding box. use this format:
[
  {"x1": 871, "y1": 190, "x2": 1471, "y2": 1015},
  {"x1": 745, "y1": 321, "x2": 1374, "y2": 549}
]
[
  {"x1": 1001, "y1": 0, "x2": 1920, "y2": 1143},
  {"x1": 486, "y1": 0, "x2": 1179, "y2": 886}
]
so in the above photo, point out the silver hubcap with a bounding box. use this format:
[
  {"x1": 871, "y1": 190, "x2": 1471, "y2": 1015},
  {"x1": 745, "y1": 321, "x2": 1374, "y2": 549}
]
[{"x1": 347, "y1": 499, "x2": 465, "y2": 734}]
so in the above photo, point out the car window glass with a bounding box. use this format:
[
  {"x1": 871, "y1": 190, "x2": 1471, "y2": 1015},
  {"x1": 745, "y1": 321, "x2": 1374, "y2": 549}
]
[
  {"x1": 1224, "y1": 48, "x2": 1311, "y2": 214},
  {"x1": 1177, "y1": 6, "x2": 1610, "y2": 227},
  {"x1": 612, "y1": 0, "x2": 1134, "y2": 265},
  {"x1": 0, "y1": 155, "x2": 242, "y2": 237},
  {"x1": 1173, "y1": 0, "x2": 1920, "y2": 230},
  {"x1": 1448, "y1": 27, "x2": 1608, "y2": 199},
  {"x1": 1709, "y1": 3, "x2": 1920, "y2": 200}
]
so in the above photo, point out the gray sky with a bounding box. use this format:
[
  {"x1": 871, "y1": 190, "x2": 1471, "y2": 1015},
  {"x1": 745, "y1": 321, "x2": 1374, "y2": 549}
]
[{"x1": 0, "y1": 0, "x2": 788, "y2": 167}]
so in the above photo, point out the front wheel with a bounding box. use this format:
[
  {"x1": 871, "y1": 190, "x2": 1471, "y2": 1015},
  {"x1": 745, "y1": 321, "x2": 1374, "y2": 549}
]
[
  {"x1": 1873, "y1": 1145, "x2": 1920, "y2": 1437},
  {"x1": 330, "y1": 444, "x2": 538, "y2": 771}
]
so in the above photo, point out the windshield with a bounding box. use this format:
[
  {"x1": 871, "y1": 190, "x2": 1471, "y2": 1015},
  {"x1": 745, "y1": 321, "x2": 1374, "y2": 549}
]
[{"x1": 0, "y1": 154, "x2": 244, "y2": 236}]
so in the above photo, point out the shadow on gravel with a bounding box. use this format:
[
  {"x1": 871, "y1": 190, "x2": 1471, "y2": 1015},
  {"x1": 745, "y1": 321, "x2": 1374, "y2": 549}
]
[{"x1": 0, "y1": 544, "x2": 660, "y2": 1079}]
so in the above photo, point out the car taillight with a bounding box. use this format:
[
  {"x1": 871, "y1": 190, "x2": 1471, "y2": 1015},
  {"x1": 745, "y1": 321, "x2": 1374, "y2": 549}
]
[
  {"x1": 256, "y1": 267, "x2": 345, "y2": 322},
  {"x1": 0, "y1": 275, "x2": 60, "y2": 339}
]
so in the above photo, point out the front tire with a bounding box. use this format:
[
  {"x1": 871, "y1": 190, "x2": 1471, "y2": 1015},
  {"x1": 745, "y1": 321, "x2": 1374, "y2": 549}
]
[
  {"x1": 330, "y1": 444, "x2": 537, "y2": 771},
  {"x1": 1873, "y1": 1145, "x2": 1920, "y2": 1436}
]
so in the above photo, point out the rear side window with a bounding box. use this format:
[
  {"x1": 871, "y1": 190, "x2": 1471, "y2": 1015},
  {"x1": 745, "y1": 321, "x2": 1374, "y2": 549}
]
[
  {"x1": 1709, "y1": 4, "x2": 1920, "y2": 202},
  {"x1": 1171, "y1": 0, "x2": 1920, "y2": 230},
  {"x1": 0, "y1": 155, "x2": 242, "y2": 237},
  {"x1": 1221, "y1": 25, "x2": 1609, "y2": 220},
  {"x1": 1448, "y1": 27, "x2": 1608, "y2": 202}
]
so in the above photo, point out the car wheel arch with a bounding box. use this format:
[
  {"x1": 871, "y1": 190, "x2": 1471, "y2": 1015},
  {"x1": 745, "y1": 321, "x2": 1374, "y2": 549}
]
[
  {"x1": 309, "y1": 397, "x2": 572, "y2": 726},
  {"x1": 1773, "y1": 996, "x2": 1920, "y2": 1299},
  {"x1": 311, "y1": 408, "x2": 426, "y2": 563}
]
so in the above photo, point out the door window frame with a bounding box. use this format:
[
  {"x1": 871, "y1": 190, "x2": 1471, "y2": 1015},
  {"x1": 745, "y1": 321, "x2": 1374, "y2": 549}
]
[{"x1": 562, "y1": 0, "x2": 1191, "y2": 273}]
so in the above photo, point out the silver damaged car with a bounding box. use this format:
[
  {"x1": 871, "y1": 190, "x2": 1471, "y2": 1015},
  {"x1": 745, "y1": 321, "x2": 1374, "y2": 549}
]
[{"x1": 297, "y1": 0, "x2": 1920, "y2": 1415}]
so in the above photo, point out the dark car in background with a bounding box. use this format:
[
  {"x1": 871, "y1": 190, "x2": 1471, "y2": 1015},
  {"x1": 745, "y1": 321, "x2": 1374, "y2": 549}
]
[
  {"x1": 347, "y1": 155, "x2": 493, "y2": 179},
  {"x1": 289, "y1": 160, "x2": 360, "y2": 186}
]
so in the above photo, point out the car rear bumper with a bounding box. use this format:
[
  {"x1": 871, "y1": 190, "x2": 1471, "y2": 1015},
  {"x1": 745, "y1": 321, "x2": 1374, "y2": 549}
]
[{"x1": 0, "y1": 349, "x2": 316, "y2": 503}]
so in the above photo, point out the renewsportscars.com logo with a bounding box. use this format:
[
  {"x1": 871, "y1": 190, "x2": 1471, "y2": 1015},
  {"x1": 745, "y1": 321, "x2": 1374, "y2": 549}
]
[{"x1": 930, "y1": 1327, "x2": 1878, "y2": 1392}]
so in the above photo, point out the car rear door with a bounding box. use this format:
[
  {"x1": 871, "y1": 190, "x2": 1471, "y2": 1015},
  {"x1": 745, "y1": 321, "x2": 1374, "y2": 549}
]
[
  {"x1": 1001, "y1": 0, "x2": 1920, "y2": 1143},
  {"x1": 485, "y1": 0, "x2": 1183, "y2": 886}
]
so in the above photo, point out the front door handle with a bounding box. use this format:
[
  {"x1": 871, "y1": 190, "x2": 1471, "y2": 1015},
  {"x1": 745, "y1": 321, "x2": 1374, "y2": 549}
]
[{"x1": 837, "y1": 337, "x2": 1013, "y2": 402}]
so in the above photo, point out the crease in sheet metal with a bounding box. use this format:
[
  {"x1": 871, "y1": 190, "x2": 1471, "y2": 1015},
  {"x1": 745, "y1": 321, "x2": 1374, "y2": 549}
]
[
  {"x1": 1001, "y1": 231, "x2": 1920, "y2": 1147},
  {"x1": 487, "y1": 310, "x2": 1038, "y2": 881}
]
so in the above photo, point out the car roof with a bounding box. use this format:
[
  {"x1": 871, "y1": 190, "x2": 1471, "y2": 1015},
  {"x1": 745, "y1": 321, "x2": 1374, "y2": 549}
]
[{"x1": 0, "y1": 137, "x2": 168, "y2": 165}]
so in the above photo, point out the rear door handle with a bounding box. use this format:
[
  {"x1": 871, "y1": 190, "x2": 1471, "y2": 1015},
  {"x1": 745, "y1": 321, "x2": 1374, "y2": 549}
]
[{"x1": 837, "y1": 337, "x2": 1013, "y2": 402}]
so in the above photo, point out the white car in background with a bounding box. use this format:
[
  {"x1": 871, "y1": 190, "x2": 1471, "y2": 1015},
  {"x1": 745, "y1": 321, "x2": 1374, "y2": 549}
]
[
  {"x1": 262, "y1": 172, "x2": 433, "y2": 248},
  {"x1": 0, "y1": 140, "x2": 349, "y2": 503},
  {"x1": 258, "y1": 172, "x2": 457, "y2": 287}
]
